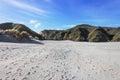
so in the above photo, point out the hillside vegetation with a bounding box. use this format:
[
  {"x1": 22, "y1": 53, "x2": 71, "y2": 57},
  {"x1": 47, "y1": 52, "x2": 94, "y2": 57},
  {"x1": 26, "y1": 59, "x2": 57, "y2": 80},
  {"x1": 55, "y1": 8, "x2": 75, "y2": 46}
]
[
  {"x1": 0, "y1": 23, "x2": 43, "y2": 40},
  {"x1": 1, "y1": 23, "x2": 120, "y2": 42},
  {"x1": 40, "y1": 24, "x2": 120, "y2": 42}
]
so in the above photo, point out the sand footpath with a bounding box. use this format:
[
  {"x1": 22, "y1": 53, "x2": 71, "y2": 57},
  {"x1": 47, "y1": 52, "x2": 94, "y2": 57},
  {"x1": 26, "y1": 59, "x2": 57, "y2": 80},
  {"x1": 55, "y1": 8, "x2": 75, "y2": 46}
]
[{"x1": 0, "y1": 41, "x2": 120, "y2": 80}]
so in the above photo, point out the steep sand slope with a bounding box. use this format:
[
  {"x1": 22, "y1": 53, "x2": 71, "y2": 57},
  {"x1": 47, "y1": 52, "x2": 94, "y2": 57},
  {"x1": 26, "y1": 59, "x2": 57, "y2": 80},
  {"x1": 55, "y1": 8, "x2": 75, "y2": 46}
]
[{"x1": 0, "y1": 41, "x2": 120, "y2": 80}]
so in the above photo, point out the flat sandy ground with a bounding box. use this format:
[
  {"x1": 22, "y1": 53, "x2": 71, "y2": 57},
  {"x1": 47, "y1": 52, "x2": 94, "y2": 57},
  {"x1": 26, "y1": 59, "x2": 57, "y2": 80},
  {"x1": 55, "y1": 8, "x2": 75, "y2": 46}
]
[{"x1": 0, "y1": 41, "x2": 120, "y2": 80}]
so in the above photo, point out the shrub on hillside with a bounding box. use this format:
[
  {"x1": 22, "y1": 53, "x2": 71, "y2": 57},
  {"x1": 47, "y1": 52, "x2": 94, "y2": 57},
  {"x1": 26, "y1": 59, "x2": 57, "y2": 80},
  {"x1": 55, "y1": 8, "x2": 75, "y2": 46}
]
[
  {"x1": 0, "y1": 30, "x2": 31, "y2": 40},
  {"x1": 88, "y1": 27, "x2": 110, "y2": 42},
  {"x1": 112, "y1": 33, "x2": 120, "y2": 41},
  {"x1": 20, "y1": 31, "x2": 31, "y2": 40}
]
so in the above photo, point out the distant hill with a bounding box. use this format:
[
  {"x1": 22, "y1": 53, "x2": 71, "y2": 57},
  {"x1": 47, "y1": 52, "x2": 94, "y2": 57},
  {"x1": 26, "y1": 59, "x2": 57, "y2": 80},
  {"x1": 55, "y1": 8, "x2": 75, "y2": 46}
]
[
  {"x1": 40, "y1": 24, "x2": 120, "y2": 42},
  {"x1": 88, "y1": 27, "x2": 110, "y2": 42},
  {"x1": 0, "y1": 22, "x2": 43, "y2": 40}
]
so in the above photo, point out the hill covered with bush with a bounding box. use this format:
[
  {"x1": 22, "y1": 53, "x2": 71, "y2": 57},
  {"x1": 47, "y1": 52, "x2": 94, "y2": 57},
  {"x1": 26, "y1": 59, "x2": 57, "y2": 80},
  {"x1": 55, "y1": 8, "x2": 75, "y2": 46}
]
[
  {"x1": 40, "y1": 24, "x2": 120, "y2": 42},
  {"x1": 0, "y1": 22, "x2": 43, "y2": 40}
]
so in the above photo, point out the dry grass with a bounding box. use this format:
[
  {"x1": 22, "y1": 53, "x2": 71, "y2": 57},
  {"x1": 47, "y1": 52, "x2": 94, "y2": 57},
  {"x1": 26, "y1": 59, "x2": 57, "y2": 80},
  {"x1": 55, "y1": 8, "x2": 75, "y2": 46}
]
[
  {"x1": 112, "y1": 33, "x2": 120, "y2": 41},
  {"x1": 0, "y1": 29, "x2": 31, "y2": 40}
]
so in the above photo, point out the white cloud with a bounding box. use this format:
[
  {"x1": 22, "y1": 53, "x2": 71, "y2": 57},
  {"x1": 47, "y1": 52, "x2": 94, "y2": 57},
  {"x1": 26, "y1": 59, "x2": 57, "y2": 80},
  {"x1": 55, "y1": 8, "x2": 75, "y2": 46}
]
[
  {"x1": 62, "y1": 24, "x2": 76, "y2": 28},
  {"x1": 47, "y1": 24, "x2": 75, "y2": 30},
  {"x1": 30, "y1": 20, "x2": 37, "y2": 24},
  {"x1": 34, "y1": 23, "x2": 41, "y2": 28},
  {"x1": 29, "y1": 19, "x2": 42, "y2": 29},
  {"x1": 2, "y1": 0, "x2": 46, "y2": 15}
]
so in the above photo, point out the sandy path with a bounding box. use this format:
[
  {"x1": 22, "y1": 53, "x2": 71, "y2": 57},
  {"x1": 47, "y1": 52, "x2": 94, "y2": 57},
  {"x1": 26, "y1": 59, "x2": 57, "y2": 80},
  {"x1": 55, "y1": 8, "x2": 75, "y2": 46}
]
[{"x1": 0, "y1": 41, "x2": 120, "y2": 80}]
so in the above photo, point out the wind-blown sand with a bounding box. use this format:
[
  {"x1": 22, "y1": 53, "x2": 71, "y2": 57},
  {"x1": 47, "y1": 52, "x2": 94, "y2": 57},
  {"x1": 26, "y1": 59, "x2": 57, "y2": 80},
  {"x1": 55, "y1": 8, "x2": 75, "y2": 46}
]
[{"x1": 0, "y1": 41, "x2": 120, "y2": 80}]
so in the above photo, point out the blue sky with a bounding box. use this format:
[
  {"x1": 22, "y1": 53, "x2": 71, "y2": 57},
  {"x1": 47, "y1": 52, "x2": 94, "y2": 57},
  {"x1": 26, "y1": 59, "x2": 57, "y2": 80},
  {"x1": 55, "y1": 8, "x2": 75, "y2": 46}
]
[{"x1": 0, "y1": 0, "x2": 120, "y2": 32}]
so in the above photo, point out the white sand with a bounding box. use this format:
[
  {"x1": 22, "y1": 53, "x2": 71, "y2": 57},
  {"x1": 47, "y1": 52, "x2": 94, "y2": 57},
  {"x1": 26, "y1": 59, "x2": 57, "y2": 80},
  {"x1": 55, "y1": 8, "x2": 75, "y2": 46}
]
[{"x1": 0, "y1": 41, "x2": 120, "y2": 80}]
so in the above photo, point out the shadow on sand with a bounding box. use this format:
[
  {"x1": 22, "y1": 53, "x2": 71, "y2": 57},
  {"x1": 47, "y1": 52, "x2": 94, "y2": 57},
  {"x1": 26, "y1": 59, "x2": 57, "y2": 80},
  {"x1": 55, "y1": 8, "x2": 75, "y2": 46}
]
[
  {"x1": 0, "y1": 35, "x2": 44, "y2": 44},
  {"x1": 0, "y1": 40, "x2": 44, "y2": 44},
  {"x1": 20, "y1": 40, "x2": 44, "y2": 44}
]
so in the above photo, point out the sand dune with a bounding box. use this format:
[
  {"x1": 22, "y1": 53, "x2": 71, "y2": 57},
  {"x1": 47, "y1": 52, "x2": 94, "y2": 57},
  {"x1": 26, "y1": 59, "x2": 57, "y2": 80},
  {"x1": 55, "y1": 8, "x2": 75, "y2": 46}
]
[
  {"x1": 0, "y1": 35, "x2": 42, "y2": 44},
  {"x1": 0, "y1": 41, "x2": 120, "y2": 80}
]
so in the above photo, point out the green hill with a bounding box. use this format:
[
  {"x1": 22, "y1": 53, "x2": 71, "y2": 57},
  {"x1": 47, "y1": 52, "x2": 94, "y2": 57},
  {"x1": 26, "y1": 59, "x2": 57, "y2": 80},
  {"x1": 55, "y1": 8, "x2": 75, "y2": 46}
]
[
  {"x1": 88, "y1": 27, "x2": 110, "y2": 42},
  {"x1": 0, "y1": 22, "x2": 43, "y2": 40},
  {"x1": 40, "y1": 24, "x2": 120, "y2": 42}
]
